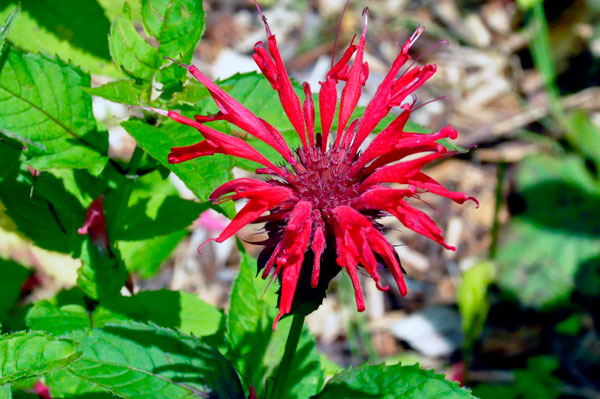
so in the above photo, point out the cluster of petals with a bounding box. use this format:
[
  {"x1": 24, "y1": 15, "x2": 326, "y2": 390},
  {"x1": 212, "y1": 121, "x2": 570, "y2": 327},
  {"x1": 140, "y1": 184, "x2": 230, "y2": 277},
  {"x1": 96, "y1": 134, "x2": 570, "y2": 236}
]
[{"x1": 156, "y1": 8, "x2": 477, "y2": 328}]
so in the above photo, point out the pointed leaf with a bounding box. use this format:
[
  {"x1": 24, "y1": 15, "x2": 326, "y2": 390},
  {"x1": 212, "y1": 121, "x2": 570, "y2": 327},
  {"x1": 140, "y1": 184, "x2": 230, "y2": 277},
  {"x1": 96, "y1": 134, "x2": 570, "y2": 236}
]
[
  {"x1": 66, "y1": 321, "x2": 244, "y2": 399},
  {"x1": 312, "y1": 363, "x2": 477, "y2": 399},
  {"x1": 0, "y1": 331, "x2": 79, "y2": 385},
  {"x1": 0, "y1": 47, "x2": 108, "y2": 174}
]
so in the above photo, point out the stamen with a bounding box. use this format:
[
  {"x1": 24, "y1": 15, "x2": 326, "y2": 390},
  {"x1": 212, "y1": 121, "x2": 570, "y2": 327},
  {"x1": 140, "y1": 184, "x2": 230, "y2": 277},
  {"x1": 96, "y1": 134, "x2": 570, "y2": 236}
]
[
  {"x1": 254, "y1": 0, "x2": 272, "y2": 37},
  {"x1": 331, "y1": 0, "x2": 352, "y2": 68},
  {"x1": 131, "y1": 105, "x2": 169, "y2": 116},
  {"x1": 412, "y1": 96, "x2": 448, "y2": 112},
  {"x1": 399, "y1": 40, "x2": 448, "y2": 78}
]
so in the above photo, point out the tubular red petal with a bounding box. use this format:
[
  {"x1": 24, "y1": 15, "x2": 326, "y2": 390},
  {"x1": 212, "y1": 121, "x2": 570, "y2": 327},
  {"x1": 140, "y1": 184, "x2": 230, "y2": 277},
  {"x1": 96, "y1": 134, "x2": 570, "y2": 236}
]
[
  {"x1": 407, "y1": 172, "x2": 479, "y2": 206},
  {"x1": 349, "y1": 27, "x2": 424, "y2": 157},
  {"x1": 367, "y1": 231, "x2": 407, "y2": 296},
  {"x1": 169, "y1": 60, "x2": 295, "y2": 162},
  {"x1": 360, "y1": 151, "x2": 449, "y2": 190},
  {"x1": 303, "y1": 82, "x2": 315, "y2": 146},
  {"x1": 362, "y1": 143, "x2": 445, "y2": 174},
  {"x1": 266, "y1": 35, "x2": 308, "y2": 149},
  {"x1": 345, "y1": 262, "x2": 366, "y2": 312},
  {"x1": 389, "y1": 64, "x2": 436, "y2": 107},
  {"x1": 165, "y1": 111, "x2": 285, "y2": 175},
  {"x1": 336, "y1": 16, "x2": 368, "y2": 141}
]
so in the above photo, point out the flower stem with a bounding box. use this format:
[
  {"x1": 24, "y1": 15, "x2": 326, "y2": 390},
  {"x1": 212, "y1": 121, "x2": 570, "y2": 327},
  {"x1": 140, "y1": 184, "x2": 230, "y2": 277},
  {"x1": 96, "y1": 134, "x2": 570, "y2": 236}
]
[{"x1": 269, "y1": 313, "x2": 305, "y2": 399}]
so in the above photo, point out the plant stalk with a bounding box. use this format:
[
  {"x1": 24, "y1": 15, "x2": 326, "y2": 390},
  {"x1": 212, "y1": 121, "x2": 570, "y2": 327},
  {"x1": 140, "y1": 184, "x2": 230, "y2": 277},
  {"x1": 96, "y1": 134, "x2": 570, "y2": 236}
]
[{"x1": 269, "y1": 313, "x2": 305, "y2": 399}]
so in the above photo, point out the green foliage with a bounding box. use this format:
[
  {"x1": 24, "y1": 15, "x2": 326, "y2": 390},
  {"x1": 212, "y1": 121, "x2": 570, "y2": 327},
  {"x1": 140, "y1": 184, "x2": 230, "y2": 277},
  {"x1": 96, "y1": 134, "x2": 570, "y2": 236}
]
[
  {"x1": 312, "y1": 363, "x2": 476, "y2": 399},
  {"x1": 0, "y1": 384, "x2": 10, "y2": 399},
  {"x1": 26, "y1": 302, "x2": 91, "y2": 335},
  {"x1": 457, "y1": 261, "x2": 496, "y2": 348},
  {"x1": 497, "y1": 154, "x2": 600, "y2": 308},
  {"x1": 0, "y1": 259, "x2": 30, "y2": 323},
  {"x1": 226, "y1": 246, "x2": 324, "y2": 399},
  {"x1": 473, "y1": 357, "x2": 561, "y2": 399},
  {"x1": 84, "y1": 80, "x2": 144, "y2": 105},
  {"x1": 66, "y1": 321, "x2": 244, "y2": 399},
  {"x1": 0, "y1": 331, "x2": 79, "y2": 385},
  {"x1": 0, "y1": 47, "x2": 108, "y2": 175},
  {"x1": 94, "y1": 290, "x2": 224, "y2": 338},
  {"x1": 77, "y1": 239, "x2": 128, "y2": 301},
  {"x1": 0, "y1": 4, "x2": 18, "y2": 54}
]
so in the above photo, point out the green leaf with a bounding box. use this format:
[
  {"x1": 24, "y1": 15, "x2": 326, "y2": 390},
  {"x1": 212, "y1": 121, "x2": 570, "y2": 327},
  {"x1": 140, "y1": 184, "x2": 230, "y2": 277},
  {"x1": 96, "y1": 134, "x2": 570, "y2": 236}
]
[
  {"x1": 93, "y1": 290, "x2": 223, "y2": 338},
  {"x1": 0, "y1": 384, "x2": 10, "y2": 399},
  {"x1": 497, "y1": 153, "x2": 600, "y2": 308},
  {"x1": 84, "y1": 80, "x2": 144, "y2": 105},
  {"x1": 0, "y1": 4, "x2": 121, "y2": 77},
  {"x1": 566, "y1": 111, "x2": 600, "y2": 169},
  {"x1": 457, "y1": 261, "x2": 495, "y2": 348},
  {"x1": 109, "y1": 0, "x2": 204, "y2": 90},
  {"x1": 0, "y1": 258, "x2": 30, "y2": 322},
  {"x1": 119, "y1": 231, "x2": 187, "y2": 278},
  {"x1": 66, "y1": 321, "x2": 244, "y2": 399},
  {"x1": 0, "y1": 47, "x2": 108, "y2": 174},
  {"x1": 43, "y1": 368, "x2": 116, "y2": 398},
  {"x1": 0, "y1": 4, "x2": 18, "y2": 54},
  {"x1": 122, "y1": 119, "x2": 233, "y2": 202},
  {"x1": 472, "y1": 356, "x2": 560, "y2": 399},
  {"x1": 0, "y1": 134, "x2": 21, "y2": 182},
  {"x1": 0, "y1": 166, "x2": 85, "y2": 254},
  {"x1": 169, "y1": 81, "x2": 210, "y2": 107},
  {"x1": 312, "y1": 363, "x2": 477, "y2": 399},
  {"x1": 227, "y1": 247, "x2": 324, "y2": 399},
  {"x1": 25, "y1": 302, "x2": 91, "y2": 335},
  {"x1": 13, "y1": 0, "x2": 111, "y2": 60},
  {"x1": 0, "y1": 331, "x2": 79, "y2": 385}
]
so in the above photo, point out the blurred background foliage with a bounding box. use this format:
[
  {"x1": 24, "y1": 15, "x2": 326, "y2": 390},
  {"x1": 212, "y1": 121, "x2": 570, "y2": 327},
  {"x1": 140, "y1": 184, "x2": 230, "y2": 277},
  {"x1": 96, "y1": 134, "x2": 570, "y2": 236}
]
[{"x1": 1, "y1": 0, "x2": 600, "y2": 398}]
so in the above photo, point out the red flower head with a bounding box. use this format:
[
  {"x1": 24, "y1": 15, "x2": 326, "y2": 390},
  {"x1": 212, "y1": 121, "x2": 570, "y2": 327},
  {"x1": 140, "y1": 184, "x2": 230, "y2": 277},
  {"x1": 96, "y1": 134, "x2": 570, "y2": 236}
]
[{"x1": 153, "y1": 6, "x2": 477, "y2": 328}]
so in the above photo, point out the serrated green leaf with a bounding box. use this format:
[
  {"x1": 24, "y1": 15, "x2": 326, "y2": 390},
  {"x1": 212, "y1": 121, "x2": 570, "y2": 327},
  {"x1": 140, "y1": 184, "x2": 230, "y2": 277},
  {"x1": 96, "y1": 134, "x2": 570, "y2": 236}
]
[
  {"x1": 498, "y1": 153, "x2": 600, "y2": 308},
  {"x1": 0, "y1": 47, "x2": 108, "y2": 174},
  {"x1": 109, "y1": 7, "x2": 158, "y2": 81},
  {"x1": 0, "y1": 258, "x2": 30, "y2": 322},
  {"x1": 119, "y1": 231, "x2": 187, "y2": 277},
  {"x1": 109, "y1": 0, "x2": 204, "y2": 92},
  {"x1": 66, "y1": 321, "x2": 244, "y2": 399},
  {"x1": 44, "y1": 368, "x2": 116, "y2": 398},
  {"x1": 84, "y1": 80, "x2": 144, "y2": 105},
  {"x1": 122, "y1": 119, "x2": 233, "y2": 202},
  {"x1": 94, "y1": 290, "x2": 223, "y2": 338},
  {"x1": 25, "y1": 302, "x2": 90, "y2": 335},
  {"x1": 0, "y1": 331, "x2": 80, "y2": 385},
  {"x1": 313, "y1": 363, "x2": 477, "y2": 399},
  {"x1": 227, "y1": 247, "x2": 324, "y2": 399}
]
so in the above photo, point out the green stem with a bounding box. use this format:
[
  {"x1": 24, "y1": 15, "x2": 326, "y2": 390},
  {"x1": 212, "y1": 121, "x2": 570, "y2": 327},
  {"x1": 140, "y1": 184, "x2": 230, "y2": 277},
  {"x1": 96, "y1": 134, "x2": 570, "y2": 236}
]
[{"x1": 269, "y1": 314, "x2": 305, "y2": 399}]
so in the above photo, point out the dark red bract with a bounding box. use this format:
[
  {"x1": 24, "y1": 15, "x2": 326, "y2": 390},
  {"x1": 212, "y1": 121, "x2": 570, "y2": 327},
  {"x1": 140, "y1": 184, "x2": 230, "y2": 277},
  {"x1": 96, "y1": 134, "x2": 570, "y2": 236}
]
[{"x1": 155, "y1": 10, "x2": 477, "y2": 328}]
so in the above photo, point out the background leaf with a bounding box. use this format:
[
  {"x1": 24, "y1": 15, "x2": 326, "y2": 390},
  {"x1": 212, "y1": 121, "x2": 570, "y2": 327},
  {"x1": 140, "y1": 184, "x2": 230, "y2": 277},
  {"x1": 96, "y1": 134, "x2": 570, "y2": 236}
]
[
  {"x1": 0, "y1": 331, "x2": 79, "y2": 385},
  {"x1": 497, "y1": 153, "x2": 600, "y2": 308},
  {"x1": 312, "y1": 363, "x2": 477, "y2": 399},
  {"x1": 66, "y1": 321, "x2": 244, "y2": 399},
  {"x1": 0, "y1": 47, "x2": 108, "y2": 174},
  {"x1": 0, "y1": 258, "x2": 30, "y2": 325}
]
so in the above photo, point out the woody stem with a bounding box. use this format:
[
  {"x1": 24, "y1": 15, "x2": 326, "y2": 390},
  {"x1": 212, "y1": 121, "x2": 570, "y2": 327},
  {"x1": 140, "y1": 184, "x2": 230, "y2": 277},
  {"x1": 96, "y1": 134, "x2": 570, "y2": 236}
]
[{"x1": 269, "y1": 313, "x2": 305, "y2": 399}]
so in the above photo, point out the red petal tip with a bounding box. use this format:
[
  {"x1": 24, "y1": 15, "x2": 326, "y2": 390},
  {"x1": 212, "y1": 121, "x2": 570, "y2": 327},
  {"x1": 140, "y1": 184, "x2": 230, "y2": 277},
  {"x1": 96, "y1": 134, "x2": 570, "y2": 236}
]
[
  {"x1": 272, "y1": 312, "x2": 285, "y2": 330},
  {"x1": 469, "y1": 197, "x2": 480, "y2": 208},
  {"x1": 197, "y1": 238, "x2": 217, "y2": 254}
]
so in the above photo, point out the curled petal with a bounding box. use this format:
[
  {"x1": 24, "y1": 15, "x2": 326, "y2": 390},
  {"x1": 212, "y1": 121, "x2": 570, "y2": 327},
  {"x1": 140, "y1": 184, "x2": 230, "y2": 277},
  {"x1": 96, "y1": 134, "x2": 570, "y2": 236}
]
[{"x1": 407, "y1": 172, "x2": 479, "y2": 206}]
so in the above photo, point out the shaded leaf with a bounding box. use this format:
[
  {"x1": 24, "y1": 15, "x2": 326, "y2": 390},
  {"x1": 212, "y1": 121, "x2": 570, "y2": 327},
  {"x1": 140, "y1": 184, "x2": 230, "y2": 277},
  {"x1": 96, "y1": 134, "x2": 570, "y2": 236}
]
[
  {"x1": 0, "y1": 258, "x2": 30, "y2": 322},
  {"x1": 25, "y1": 302, "x2": 90, "y2": 335},
  {"x1": 77, "y1": 240, "x2": 128, "y2": 301},
  {"x1": 0, "y1": 5, "x2": 121, "y2": 77},
  {"x1": 66, "y1": 321, "x2": 244, "y2": 399},
  {"x1": 0, "y1": 47, "x2": 108, "y2": 174},
  {"x1": 94, "y1": 290, "x2": 224, "y2": 338},
  {"x1": 0, "y1": 331, "x2": 79, "y2": 385},
  {"x1": 498, "y1": 154, "x2": 600, "y2": 308},
  {"x1": 312, "y1": 363, "x2": 477, "y2": 399},
  {"x1": 0, "y1": 134, "x2": 21, "y2": 181}
]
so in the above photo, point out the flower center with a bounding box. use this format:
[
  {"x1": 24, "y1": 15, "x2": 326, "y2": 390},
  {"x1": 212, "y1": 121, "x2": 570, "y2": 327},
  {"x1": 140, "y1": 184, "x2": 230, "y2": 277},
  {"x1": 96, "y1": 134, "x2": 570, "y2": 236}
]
[{"x1": 291, "y1": 145, "x2": 361, "y2": 212}]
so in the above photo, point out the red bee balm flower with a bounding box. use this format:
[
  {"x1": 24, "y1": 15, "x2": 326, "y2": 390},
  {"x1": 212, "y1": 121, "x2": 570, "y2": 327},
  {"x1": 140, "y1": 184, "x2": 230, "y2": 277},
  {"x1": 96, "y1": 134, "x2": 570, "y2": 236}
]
[{"x1": 154, "y1": 9, "x2": 477, "y2": 328}]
